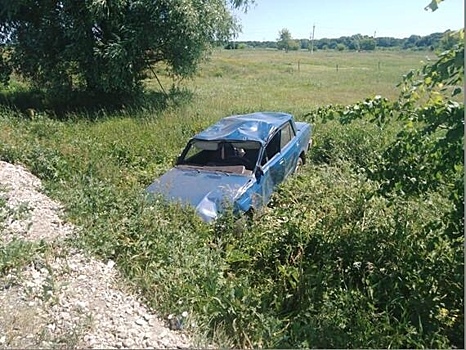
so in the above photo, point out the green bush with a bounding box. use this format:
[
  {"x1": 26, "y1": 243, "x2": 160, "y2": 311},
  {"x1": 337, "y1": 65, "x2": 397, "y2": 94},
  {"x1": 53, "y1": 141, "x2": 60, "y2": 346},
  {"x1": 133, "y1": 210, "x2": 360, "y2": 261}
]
[{"x1": 198, "y1": 163, "x2": 462, "y2": 348}]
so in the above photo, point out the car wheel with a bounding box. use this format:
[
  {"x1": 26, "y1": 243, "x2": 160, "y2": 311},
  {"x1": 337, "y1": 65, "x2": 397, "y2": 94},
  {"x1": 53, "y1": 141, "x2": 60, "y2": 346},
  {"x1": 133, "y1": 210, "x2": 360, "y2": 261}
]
[
  {"x1": 233, "y1": 208, "x2": 254, "y2": 237},
  {"x1": 245, "y1": 208, "x2": 255, "y2": 221},
  {"x1": 294, "y1": 156, "x2": 303, "y2": 173}
]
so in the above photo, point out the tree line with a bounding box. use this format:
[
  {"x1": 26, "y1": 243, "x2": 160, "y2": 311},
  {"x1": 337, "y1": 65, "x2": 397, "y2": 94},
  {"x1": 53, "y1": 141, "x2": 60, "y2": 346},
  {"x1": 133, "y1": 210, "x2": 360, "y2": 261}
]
[{"x1": 227, "y1": 30, "x2": 457, "y2": 51}]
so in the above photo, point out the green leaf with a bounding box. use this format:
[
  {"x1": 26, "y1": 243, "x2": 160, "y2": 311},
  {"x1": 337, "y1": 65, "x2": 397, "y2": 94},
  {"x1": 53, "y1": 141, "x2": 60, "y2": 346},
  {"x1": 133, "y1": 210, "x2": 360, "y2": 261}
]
[
  {"x1": 452, "y1": 87, "x2": 462, "y2": 96},
  {"x1": 424, "y1": 0, "x2": 444, "y2": 12}
]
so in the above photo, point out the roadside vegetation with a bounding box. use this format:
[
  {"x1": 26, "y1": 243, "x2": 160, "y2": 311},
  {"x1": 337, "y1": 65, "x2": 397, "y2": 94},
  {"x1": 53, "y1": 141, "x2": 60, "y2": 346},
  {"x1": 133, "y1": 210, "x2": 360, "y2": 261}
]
[
  {"x1": 1, "y1": 1, "x2": 462, "y2": 347},
  {"x1": 0, "y1": 39, "x2": 463, "y2": 349}
]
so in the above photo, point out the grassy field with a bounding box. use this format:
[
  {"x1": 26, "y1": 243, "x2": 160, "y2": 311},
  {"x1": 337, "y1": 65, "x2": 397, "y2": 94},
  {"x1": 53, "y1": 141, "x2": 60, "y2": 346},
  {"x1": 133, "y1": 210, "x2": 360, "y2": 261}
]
[
  {"x1": 151, "y1": 48, "x2": 435, "y2": 115},
  {"x1": 2, "y1": 49, "x2": 436, "y2": 181},
  {"x1": 0, "y1": 48, "x2": 463, "y2": 348}
]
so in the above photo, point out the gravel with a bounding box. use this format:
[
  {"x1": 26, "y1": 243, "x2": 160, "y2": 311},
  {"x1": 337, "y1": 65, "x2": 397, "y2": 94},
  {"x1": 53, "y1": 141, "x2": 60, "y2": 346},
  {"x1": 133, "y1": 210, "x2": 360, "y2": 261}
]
[
  {"x1": 0, "y1": 161, "x2": 192, "y2": 348},
  {"x1": 0, "y1": 161, "x2": 75, "y2": 244}
]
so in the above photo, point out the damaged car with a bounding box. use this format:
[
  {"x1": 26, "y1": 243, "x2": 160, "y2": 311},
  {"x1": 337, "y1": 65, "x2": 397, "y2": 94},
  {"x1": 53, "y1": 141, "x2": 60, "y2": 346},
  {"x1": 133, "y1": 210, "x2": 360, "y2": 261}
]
[{"x1": 146, "y1": 111, "x2": 312, "y2": 222}]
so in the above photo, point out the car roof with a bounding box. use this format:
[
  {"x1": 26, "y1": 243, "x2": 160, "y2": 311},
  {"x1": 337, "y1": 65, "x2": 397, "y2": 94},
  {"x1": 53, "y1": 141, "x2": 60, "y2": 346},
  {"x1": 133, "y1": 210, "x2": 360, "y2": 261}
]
[{"x1": 193, "y1": 112, "x2": 293, "y2": 144}]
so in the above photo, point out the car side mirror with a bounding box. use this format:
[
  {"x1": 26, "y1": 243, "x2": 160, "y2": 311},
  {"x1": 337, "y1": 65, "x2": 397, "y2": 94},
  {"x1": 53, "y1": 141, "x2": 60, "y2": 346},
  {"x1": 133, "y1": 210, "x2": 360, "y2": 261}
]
[{"x1": 175, "y1": 155, "x2": 182, "y2": 165}]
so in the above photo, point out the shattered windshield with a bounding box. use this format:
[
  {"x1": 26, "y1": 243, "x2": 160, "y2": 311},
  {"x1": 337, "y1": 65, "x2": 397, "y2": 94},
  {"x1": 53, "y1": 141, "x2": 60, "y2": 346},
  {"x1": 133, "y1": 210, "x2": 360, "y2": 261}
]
[{"x1": 177, "y1": 140, "x2": 261, "y2": 174}]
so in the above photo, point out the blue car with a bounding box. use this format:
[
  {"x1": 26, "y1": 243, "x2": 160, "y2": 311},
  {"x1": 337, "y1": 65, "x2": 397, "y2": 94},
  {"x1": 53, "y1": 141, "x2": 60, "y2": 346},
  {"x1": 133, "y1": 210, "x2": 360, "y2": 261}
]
[{"x1": 146, "y1": 112, "x2": 312, "y2": 222}]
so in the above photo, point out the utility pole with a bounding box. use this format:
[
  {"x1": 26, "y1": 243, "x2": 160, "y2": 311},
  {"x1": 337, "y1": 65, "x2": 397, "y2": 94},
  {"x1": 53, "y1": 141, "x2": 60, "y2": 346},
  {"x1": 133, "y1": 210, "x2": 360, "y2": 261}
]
[{"x1": 310, "y1": 23, "x2": 316, "y2": 54}]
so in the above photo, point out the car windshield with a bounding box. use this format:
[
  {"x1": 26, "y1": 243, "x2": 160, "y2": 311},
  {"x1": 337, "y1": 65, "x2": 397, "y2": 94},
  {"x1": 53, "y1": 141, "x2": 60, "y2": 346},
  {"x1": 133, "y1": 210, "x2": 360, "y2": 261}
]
[{"x1": 177, "y1": 140, "x2": 261, "y2": 174}]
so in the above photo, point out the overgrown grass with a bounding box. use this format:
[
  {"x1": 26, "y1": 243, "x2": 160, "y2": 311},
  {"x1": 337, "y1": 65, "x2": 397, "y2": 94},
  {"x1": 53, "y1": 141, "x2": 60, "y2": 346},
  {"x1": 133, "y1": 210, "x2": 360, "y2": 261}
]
[{"x1": 0, "y1": 49, "x2": 462, "y2": 348}]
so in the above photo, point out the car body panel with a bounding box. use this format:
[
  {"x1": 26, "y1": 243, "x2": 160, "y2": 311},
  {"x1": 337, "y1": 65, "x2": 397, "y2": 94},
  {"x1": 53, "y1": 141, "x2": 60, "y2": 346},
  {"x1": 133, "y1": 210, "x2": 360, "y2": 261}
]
[
  {"x1": 146, "y1": 112, "x2": 312, "y2": 222},
  {"x1": 146, "y1": 166, "x2": 256, "y2": 222},
  {"x1": 194, "y1": 112, "x2": 293, "y2": 145}
]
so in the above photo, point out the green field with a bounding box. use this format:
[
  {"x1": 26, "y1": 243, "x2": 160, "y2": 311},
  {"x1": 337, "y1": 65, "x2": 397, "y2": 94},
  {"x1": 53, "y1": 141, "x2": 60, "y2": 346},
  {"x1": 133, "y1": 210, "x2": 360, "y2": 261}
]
[
  {"x1": 153, "y1": 48, "x2": 435, "y2": 115},
  {"x1": 0, "y1": 48, "x2": 463, "y2": 348}
]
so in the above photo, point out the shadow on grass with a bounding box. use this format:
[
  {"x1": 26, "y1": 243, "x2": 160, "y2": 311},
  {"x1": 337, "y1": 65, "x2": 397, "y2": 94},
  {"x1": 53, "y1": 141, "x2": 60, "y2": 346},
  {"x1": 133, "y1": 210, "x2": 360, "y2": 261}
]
[{"x1": 0, "y1": 86, "x2": 193, "y2": 120}]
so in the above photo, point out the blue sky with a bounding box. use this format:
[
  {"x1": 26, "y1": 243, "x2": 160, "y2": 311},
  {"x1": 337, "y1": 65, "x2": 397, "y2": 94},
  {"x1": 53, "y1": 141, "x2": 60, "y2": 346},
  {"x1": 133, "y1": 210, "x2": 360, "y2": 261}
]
[{"x1": 233, "y1": 0, "x2": 464, "y2": 41}]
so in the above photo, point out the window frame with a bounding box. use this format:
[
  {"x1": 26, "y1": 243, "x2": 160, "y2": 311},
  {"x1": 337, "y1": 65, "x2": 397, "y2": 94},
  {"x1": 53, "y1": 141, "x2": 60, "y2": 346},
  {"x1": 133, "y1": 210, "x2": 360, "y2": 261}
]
[
  {"x1": 280, "y1": 121, "x2": 296, "y2": 150},
  {"x1": 261, "y1": 121, "x2": 296, "y2": 166}
]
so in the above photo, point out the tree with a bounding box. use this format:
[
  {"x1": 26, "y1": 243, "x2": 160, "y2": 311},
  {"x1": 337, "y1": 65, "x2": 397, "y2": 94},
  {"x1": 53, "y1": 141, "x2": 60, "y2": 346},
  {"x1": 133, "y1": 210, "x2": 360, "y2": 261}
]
[
  {"x1": 0, "y1": 0, "x2": 252, "y2": 100},
  {"x1": 403, "y1": 34, "x2": 421, "y2": 49},
  {"x1": 316, "y1": 38, "x2": 330, "y2": 50},
  {"x1": 439, "y1": 30, "x2": 459, "y2": 50},
  {"x1": 376, "y1": 36, "x2": 397, "y2": 48},
  {"x1": 360, "y1": 37, "x2": 376, "y2": 50},
  {"x1": 288, "y1": 40, "x2": 300, "y2": 51},
  {"x1": 277, "y1": 28, "x2": 294, "y2": 52},
  {"x1": 300, "y1": 38, "x2": 310, "y2": 50}
]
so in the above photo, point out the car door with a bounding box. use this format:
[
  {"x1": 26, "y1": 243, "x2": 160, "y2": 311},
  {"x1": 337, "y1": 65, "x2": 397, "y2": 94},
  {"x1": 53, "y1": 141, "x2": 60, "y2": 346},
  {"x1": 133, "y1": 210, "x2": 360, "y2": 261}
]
[
  {"x1": 279, "y1": 121, "x2": 298, "y2": 178},
  {"x1": 264, "y1": 130, "x2": 286, "y2": 185},
  {"x1": 249, "y1": 130, "x2": 280, "y2": 208},
  {"x1": 254, "y1": 123, "x2": 294, "y2": 206}
]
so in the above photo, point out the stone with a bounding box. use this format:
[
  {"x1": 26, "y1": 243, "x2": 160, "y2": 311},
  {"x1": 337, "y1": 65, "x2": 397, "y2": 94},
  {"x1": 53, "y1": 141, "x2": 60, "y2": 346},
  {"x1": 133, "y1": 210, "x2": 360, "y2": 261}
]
[
  {"x1": 122, "y1": 338, "x2": 135, "y2": 348},
  {"x1": 135, "y1": 318, "x2": 146, "y2": 326},
  {"x1": 76, "y1": 301, "x2": 87, "y2": 310}
]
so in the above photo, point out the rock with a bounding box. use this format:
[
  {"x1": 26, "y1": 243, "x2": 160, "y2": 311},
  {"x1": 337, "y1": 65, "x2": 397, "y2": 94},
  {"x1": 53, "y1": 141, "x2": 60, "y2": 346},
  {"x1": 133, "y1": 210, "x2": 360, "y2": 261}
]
[
  {"x1": 135, "y1": 318, "x2": 146, "y2": 326},
  {"x1": 148, "y1": 318, "x2": 157, "y2": 327},
  {"x1": 76, "y1": 301, "x2": 88, "y2": 310},
  {"x1": 123, "y1": 338, "x2": 135, "y2": 348}
]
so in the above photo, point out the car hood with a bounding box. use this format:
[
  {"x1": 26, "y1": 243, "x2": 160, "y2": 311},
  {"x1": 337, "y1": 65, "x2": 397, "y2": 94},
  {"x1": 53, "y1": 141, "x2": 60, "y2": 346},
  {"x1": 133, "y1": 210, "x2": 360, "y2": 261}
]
[{"x1": 146, "y1": 167, "x2": 253, "y2": 222}]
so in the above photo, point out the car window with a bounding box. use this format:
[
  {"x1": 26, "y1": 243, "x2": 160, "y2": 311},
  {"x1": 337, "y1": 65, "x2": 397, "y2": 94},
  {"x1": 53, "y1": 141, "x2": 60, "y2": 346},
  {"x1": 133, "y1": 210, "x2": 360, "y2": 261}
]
[
  {"x1": 262, "y1": 131, "x2": 281, "y2": 165},
  {"x1": 280, "y1": 122, "x2": 295, "y2": 149},
  {"x1": 180, "y1": 140, "x2": 261, "y2": 171},
  {"x1": 180, "y1": 141, "x2": 219, "y2": 165},
  {"x1": 261, "y1": 122, "x2": 295, "y2": 165}
]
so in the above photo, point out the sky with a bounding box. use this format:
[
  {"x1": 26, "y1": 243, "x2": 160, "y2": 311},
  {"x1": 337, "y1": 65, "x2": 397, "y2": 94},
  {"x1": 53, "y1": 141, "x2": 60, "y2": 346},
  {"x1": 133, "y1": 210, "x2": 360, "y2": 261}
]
[{"x1": 233, "y1": 0, "x2": 464, "y2": 41}]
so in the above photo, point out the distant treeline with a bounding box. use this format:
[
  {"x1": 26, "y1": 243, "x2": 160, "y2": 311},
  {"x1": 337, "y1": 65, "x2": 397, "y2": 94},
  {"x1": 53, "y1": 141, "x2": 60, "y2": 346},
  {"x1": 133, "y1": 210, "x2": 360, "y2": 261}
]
[{"x1": 228, "y1": 31, "x2": 456, "y2": 51}]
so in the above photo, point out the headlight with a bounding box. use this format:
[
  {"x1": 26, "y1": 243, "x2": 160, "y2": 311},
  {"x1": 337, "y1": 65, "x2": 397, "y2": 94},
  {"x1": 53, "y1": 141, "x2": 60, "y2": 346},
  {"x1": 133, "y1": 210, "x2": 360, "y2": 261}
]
[{"x1": 196, "y1": 197, "x2": 218, "y2": 223}]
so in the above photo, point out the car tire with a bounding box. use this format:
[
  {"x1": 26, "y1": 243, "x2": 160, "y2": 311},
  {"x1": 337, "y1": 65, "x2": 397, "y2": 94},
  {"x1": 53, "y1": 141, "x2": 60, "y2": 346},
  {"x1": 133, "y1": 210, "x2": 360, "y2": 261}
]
[
  {"x1": 233, "y1": 208, "x2": 254, "y2": 237},
  {"x1": 294, "y1": 156, "x2": 303, "y2": 173},
  {"x1": 245, "y1": 208, "x2": 255, "y2": 221}
]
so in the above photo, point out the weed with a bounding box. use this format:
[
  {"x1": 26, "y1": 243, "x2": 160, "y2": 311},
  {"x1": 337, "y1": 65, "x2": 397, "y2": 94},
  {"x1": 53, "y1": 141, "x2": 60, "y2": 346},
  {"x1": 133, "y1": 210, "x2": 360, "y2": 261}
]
[{"x1": 0, "y1": 240, "x2": 47, "y2": 276}]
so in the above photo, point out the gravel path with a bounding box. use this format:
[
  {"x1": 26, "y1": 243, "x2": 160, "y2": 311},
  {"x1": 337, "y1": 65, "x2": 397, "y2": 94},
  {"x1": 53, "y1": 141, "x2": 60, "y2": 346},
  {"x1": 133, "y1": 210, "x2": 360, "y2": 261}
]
[{"x1": 0, "y1": 161, "x2": 192, "y2": 348}]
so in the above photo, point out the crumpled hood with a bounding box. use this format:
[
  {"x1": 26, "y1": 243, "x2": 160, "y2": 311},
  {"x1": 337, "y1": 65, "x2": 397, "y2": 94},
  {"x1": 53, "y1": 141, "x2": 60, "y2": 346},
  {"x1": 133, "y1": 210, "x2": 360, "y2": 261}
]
[{"x1": 146, "y1": 167, "x2": 252, "y2": 222}]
